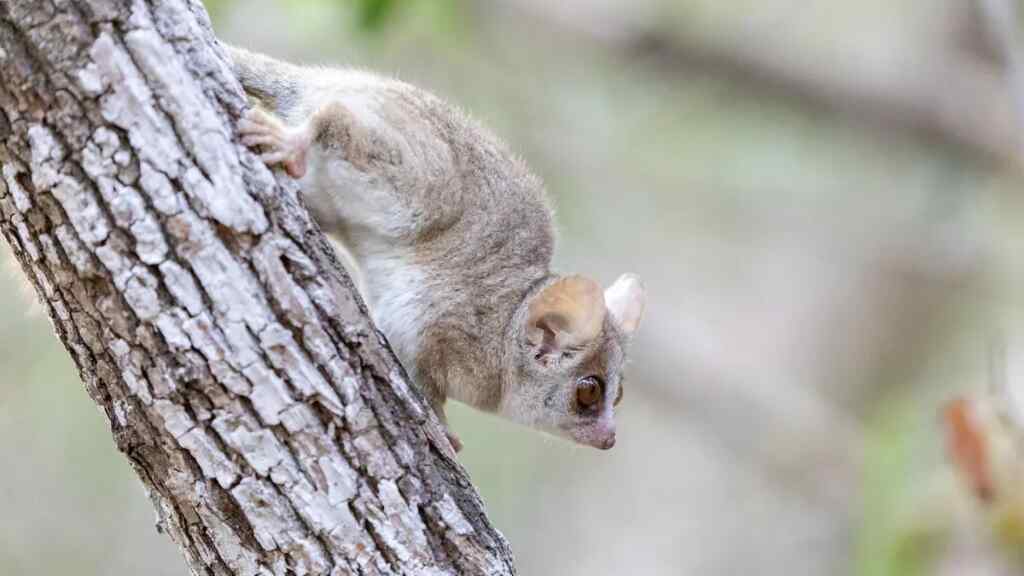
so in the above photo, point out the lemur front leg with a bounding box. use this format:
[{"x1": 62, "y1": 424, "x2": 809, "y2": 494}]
[
  {"x1": 239, "y1": 103, "x2": 465, "y2": 453},
  {"x1": 238, "y1": 107, "x2": 311, "y2": 179}
]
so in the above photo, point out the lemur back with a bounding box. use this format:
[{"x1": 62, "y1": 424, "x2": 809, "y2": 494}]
[{"x1": 228, "y1": 46, "x2": 553, "y2": 407}]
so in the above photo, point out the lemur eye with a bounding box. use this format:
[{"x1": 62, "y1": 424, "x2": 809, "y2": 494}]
[
  {"x1": 613, "y1": 385, "x2": 623, "y2": 407},
  {"x1": 576, "y1": 376, "x2": 603, "y2": 409}
]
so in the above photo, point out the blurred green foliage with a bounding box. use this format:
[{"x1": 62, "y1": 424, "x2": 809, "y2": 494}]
[
  {"x1": 208, "y1": 0, "x2": 464, "y2": 35},
  {"x1": 857, "y1": 396, "x2": 938, "y2": 576},
  {"x1": 352, "y1": 0, "x2": 398, "y2": 30}
]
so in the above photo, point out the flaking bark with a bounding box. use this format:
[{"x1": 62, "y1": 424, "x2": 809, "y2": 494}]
[{"x1": 0, "y1": 1, "x2": 515, "y2": 574}]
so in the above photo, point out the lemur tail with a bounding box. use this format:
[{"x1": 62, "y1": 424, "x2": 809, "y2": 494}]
[{"x1": 222, "y1": 43, "x2": 301, "y2": 116}]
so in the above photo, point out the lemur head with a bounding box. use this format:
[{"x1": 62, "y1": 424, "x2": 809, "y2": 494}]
[{"x1": 503, "y1": 274, "x2": 645, "y2": 449}]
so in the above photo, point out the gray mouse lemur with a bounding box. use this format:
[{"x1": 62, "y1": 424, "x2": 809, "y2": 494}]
[{"x1": 226, "y1": 44, "x2": 646, "y2": 452}]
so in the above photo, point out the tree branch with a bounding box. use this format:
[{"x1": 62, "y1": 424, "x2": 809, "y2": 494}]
[
  {"x1": 493, "y1": 0, "x2": 1020, "y2": 168},
  {"x1": 0, "y1": 1, "x2": 514, "y2": 574},
  {"x1": 977, "y1": 0, "x2": 1024, "y2": 161}
]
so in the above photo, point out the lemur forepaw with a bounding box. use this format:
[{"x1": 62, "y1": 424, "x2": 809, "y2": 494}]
[{"x1": 239, "y1": 108, "x2": 310, "y2": 179}]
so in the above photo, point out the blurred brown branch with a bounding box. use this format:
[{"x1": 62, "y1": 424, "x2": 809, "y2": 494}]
[
  {"x1": 493, "y1": 0, "x2": 1020, "y2": 168},
  {"x1": 977, "y1": 0, "x2": 1024, "y2": 161}
]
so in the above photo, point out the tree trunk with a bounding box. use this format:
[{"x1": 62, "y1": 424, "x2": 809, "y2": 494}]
[{"x1": 0, "y1": 1, "x2": 515, "y2": 575}]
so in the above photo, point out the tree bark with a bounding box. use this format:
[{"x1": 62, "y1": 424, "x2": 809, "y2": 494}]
[{"x1": 0, "y1": 1, "x2": 515, "y2": 575}]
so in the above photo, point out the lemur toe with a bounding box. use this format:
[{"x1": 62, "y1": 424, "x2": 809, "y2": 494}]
[
  {"x1": 259, "y1": 151, "x2": 289, "y2": 164},
  {"x1": 240, "y1": 107, "x2": 276, "y2": 128},
  {"x1": 241, "y1": 134, "x2": 276, "y2": 147}
]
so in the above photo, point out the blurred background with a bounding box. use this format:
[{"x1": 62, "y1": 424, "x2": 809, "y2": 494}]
[{"x1": 4, "y1": 0, "x2": 1024, "y2": 574}]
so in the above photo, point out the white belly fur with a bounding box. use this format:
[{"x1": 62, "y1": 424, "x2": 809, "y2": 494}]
[{"x1": 359, "y1": 254, "x2": 427, "y2": 370}]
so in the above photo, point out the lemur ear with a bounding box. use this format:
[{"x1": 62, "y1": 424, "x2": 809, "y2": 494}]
[
  {"x1": 605, "y1": 273, "x2": 645, "y2": 336},
  {"x1": 527, "y1": 276, "x2": 606, "y2": 356}
]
